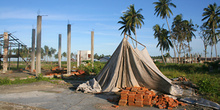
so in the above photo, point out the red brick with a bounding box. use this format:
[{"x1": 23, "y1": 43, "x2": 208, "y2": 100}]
[
  {"x1": 145, "y1": 91, "x2": 152, "y2": 95},
  {"x1": 143, "y1": 101, "x2": 151, "y2": 106},
  {"x1": 125, "y1": 87, "x2": 132, "y2": 90},
  {"x1": 128, "y1": 102, "x2": 135, "y2": 106},
  {"x1": 142, "y1": 88, "x2": 149, "y2": 91},
  {"x1": 137, "y1": 91, "x2": 145, "y2": 95},
  {"x1": 120, "y1": 94, "x2": 127, "y2": 97},
  {"x1": 180, "y1": 103, "x2": 187, "y2": 106},
  {"x1": 121, "y1": 90, "x2": 129, "y2": 94},
  {"x1": 129, "y1": 92, "x2": 136, "y2": 94},
  {"x1": 118, "y1": 102, "x2": 126, "y2": 106},
  {"x1": 135, "y1": 101, "x2": 143, "y2": 107},
  {"x1": 143, "y1": 97, "x2": 152, "y2": 106},
  {"x1": 158, "y1": 105, "x2": 163, "y2": 109},
  {"x1": 128, "y1": 94, "x2": 135, "y2": 96},
  {"x1": 150, "y1": 91, "x2": 156, "y2": 96},
  {"x1": 135, "y1": 94, "x2": 143, "y2": 98},
  {"x1": 118, "y1": 99, "x2": 127, "y2": 106},
  {"x1": 168, "y1": 107, "x2": 173, "y2": 110},
  {"x1": 144, "y1": 95, "x2": 152, "y2": 100},
  {"x1": 151, "y1": 99, "x2": 157, "y2": 105},
  {"x1": 112, "y1": 105, "x2": 119, "y2": 108},
  {"x1": 120, "y1": 96, "x2": 127, "y2": 100},
  {"x1": 131, "y1": 87, "x2": 138, "y2": 92},
  {"x1": 128, "y1": 98, "x2": 135, "y2": 102}
]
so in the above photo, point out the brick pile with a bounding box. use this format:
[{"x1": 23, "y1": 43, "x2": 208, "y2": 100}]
[{"x1": 118, "y1": 87, "x2": 187, "y2": 109}]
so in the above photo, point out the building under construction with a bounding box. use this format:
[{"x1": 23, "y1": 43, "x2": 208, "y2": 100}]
[{"x1": 0, "y1": 32, "x2": 27, "y2": 73}]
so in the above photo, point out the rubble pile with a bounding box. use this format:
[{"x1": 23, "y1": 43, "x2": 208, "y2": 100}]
[
  {"x1": 173, "y1": 76, "x2": 188, "y2": 82},
  {"x1": 45, "y1": 66, "x2": 85, "y2": 76},
  {"x1": 118, "y1": 87, "x2": 187, "y2": 109}
]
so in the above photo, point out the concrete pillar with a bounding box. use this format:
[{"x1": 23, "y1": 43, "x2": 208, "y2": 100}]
[
  {"x1": 67, "y1": 24, "x2": 71, "y2": 74},
  {"x1": 58, "y1": 34, "x2": 62, "y2": 69},
  {"x1": 36, "y1": 15, "x2": 42, "y2": 76},
  {"x1": 91, "y1": 31, "x2": 94, "y2": 67},
  {"x1": 3, "y1": 32, "x2": 9, "y2": 73},
  {"x1": 31, "y1": 28, "x2": 35, "y2": 72}
]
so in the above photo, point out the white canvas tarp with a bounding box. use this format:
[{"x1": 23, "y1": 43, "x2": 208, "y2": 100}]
[{"x1": 77, "y1": 37, "x2": 182, "y2": 95}]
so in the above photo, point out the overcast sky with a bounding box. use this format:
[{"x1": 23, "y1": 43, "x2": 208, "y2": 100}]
[{"x1": 0, "y1": 0, "x2": 219, "y2": 57}]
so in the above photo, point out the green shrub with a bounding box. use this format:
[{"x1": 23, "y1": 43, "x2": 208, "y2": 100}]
[
  {"x1": 197, "y1": 78, "x2": 214, "y2": 93},
  {"x1": 0, "y1": 77, "x2": 11, "y2": 85}
]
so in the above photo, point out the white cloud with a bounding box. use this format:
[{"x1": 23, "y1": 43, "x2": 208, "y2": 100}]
[{"x1": 0, "y1": 9, "x2": 36, "y2": 19}]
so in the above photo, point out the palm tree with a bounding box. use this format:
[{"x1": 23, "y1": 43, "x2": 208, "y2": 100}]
[
  {"x1": 62, "y1": 52, "x2": 67, "y2": 61},
  {"x1": 118, "y1": 16, "x2": 135, "y2": 47},
  {"x1": 172, "y1": 14, "x2": 186, "y2": 63},
  {"x1": 44, "y1": 45, "x2": 49, "y2": 63},
  {"x1": 185, "y1": 19, "x2": 197, "y2": 63},
  {"x1": 123, "y1": 4, "x2": 144, "y2": 48},
  {"x1": 153, "y1": 24, "x2": 173, "y2": 64},
  {"x1": 118, "y1": 16, "x2": 132, "y2": 37},
  {"x1": 199, "y1": 25, "x2": 210, "y2": 62},
  {"x1": 48, "y1": 47, "x2": 56, "y2": 64},
  {"x1": 202, "y1": 2, "x2": 220, "y2": 61},
  {"x1": 153, "y1": 0, "x2": 177, "y2": 62}
]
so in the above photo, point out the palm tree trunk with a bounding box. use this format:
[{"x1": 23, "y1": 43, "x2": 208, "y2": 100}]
[
  {"x1": 213, "y1": 23, "x2": 218, "y2": 61},
  {"x1": 205, "y1": 46, "x2": 207, "y2": 62},
  {"x1": 215, "y1": 41, "x2": 218, "y2": 61},
  {"x1": 211, "y1": 45, "x2": 213, "y2": 62},
  {"x1": 135, "y1": 28, "x2": 137, "y2": 48},
  {"x1": 161, "y1": 48, "x2": 166, "y2": 65},
  {"x1": 166, "y1": 17, "x2": 177, "y2": 63},
  {"x1": 178, "y1": 43, "x2": 182, "y2": 64},
  {"x1": 184, "y1": 47, "x2": 186, "y2": 64},
  {"x1": 188, "y1": 42, "x2": 191, "y2": 64}
]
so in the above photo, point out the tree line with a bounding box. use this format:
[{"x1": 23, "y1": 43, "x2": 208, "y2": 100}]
[
  {"x1": 9, "y1": 45, "x2": 77, "y2": 62},
  {"x1": 118, "y1": 0, "x2": 220, "y2": 64}
]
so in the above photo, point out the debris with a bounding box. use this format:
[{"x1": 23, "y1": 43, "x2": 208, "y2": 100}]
[
  {"x1": 112, "y1": 105, "x2": 119, "y2": 108},
  {"x1": 118, "y1": 87, "x2": 187, "y2": 109},
  {"x1": 173, "y1": 76, "x2": 188, "y2": 82}
]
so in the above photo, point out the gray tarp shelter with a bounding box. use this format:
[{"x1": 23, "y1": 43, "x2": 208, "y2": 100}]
[{"x1": 77, "y1": 37, "x2": 181, "y2": 95}]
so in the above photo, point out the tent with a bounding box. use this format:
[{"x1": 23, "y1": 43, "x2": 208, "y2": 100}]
[{"x1": 77, "y1": 37, "x2": 182, "y2": 95}]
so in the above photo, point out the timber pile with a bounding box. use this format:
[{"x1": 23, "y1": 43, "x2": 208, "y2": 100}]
[{"x1": 118, "y1": 87, "x2": 187, "y2": 109}]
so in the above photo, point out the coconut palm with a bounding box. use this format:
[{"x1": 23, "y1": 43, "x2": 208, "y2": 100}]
[
  {"x1": 185, "y1": 19, "x2": 197, "y2": 63},
  {"x1": 118, "y1": 16, "x2": 135, "y2": 47},
  {"x1": 199, "y1": 25, "x2": 210, "y2": 62},
  {"x1": 123, "y1": 4, "x2": 144, "y2": 48},
  {"x1": 172, "y1": 14, "x2": 186, "y2": 63},
  {"x1": 153, "y1": 0, "x2": 177, "y2": 62},
  {"x1": 202, "y1": 2, "x2": 220, "y2": 61},
  {"x1": 118, "y1": 16, "x2": 132, "y2": 37},
  {"x1": 44, "y1": 45, "x2": 49, "y2": 63},
  {"x1": 62, "y1": 52, "x2": 67, "y2": 61},
  {"x1": 48, "y1": 47, "x2": 56, "y2": 62},
  {"x1": 153, "y1": 24, "x2": 173, "y2": 64}
]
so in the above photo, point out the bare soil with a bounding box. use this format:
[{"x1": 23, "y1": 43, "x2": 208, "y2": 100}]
[{"x1": 0, "y1": 71, "x2": 215, "y2": 110}]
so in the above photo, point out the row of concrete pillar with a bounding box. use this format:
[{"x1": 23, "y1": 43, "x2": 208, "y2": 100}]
[{"x1": 31, "y1": 15, "x2": 94, "y2": 76}]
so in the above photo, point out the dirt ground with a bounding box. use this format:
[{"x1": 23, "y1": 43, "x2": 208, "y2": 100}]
[
  {"x1": 0, "y1": 71, "x2": 216, "y2": 110},
  {"x1": 0, "y1": 69, "x2": 50, "y2": 79}
]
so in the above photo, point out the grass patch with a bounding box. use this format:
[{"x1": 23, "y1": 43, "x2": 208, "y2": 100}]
[
  {"x1": 0, "y1": 74, "x2": 61, "y2": 86},
  {"x1": 157, "y1": 62, "x2": 220, "y2": 103}
]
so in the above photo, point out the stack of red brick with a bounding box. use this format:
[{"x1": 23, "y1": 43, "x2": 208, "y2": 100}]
[{"x1": 118, "y1": 87, "x2": 187, "y2": 109}]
